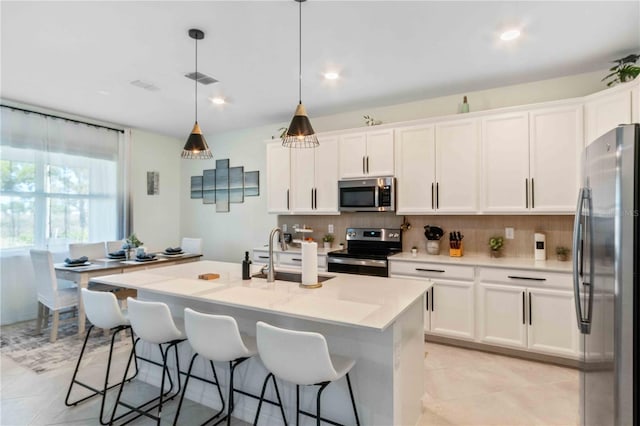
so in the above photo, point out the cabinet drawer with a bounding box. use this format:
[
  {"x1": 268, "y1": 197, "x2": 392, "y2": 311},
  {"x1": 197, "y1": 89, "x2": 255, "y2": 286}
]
[
  {"x1": 478, "y1": 267, "x2": 572, "y2": 289},
  {"x1": 389, "y1": 261, "x2": 474, "y2": 281},
  {"x1": 253, "y1": 250, "x2": 273, "y2": 263}
]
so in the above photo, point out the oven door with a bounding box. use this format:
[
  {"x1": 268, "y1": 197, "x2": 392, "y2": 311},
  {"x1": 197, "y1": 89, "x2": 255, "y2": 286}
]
[{"x1": 327, "y1": 256, "x2": 388, "y2": 277}]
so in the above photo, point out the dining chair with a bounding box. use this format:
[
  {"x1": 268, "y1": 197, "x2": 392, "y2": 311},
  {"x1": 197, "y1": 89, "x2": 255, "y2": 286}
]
[
  {"x1": 181, "y1": 237, "x2": 203, "y2": 255},
  {"x1": 68, "y1": 242, "x2": 107, "y2": 260},
  {"x1": 30, "y1": 249, "x2": 80, "y2": 343},
  {"x1": 106, "y1": 240, "x2": 126, "y2": 253}
]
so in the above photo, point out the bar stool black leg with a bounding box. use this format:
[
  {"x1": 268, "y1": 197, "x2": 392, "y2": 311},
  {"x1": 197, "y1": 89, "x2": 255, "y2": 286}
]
[
  {"x1": 296, "y1": 385, "x2": 300, "y2": 426},
  {"x1": 173, "y1": 355, "x2": 226, "y2": 426},
  {"x1": 346, "y1": 373, "x2": 360, "y2": 426},
  {"x1": 315, "y1": 382, "x2": 329, "y2": 426},
  {"x1": 65, "y1": 325, "x2": 94, "y2": 406},
  {"x1": 253, "y1": 373, "x2": 288, "y2": 426}
]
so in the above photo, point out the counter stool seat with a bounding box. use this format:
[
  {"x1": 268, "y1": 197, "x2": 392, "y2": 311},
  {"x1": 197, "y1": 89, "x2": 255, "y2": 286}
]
[
  {"x1": 64, "y1": 288, "x2": 138, "y2": 425},
  {"x1": 254, "y1": 321, "x2": 361, "y2": 426},
  {"x1": 110, "y1": 298, "x2": 186, "y2": 426},
  {"x1": 173, "y1": 308, "x2": 258, "y2": 426}
]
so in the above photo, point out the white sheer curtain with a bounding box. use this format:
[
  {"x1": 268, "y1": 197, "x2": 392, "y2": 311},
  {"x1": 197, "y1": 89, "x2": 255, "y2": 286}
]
[{"x1": 0, "y1": 105, "x2": 126, "y2": 324}]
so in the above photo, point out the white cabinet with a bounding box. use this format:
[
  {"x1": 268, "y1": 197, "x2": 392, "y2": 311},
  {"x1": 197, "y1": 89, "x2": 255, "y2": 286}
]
[
  {"x1": 389, "y1": 260, "x2": 474, "y2": 340},
  {"x1": 253, "y1": 249, "x2": 327, "y2": 271},
  {"x1": 584, "y1": 87, "x2": 632, "y2": 145},
  {"x1": 528, "y1": 104, "x2": 583, "y2": 212},
  {"x1": 339, "y1": 129, "x2": 394, "y2": 178},
  {"x1": 481, "y1": 112, "x2": 530, "y2": 212},
  {"x1": 266, "y1": 141, "x2": 291, "y2": 214},
  {"x1": 481, "y1": 105, "x2": 582, "y2": 213},
  {"x1": 291, "y1": 136, "x2": 339, "y2": 214},
  {"x1": 477, "y1": 268, "x2": 578, "y2": 358},
  {"x1": 395, "y1": 120, "x2": 479, "y2": 214}
]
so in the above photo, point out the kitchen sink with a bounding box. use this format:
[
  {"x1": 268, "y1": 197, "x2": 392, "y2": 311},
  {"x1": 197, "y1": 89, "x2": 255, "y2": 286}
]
[{"x1": 251, "y1": 271, "x2": 335, "y2": 283}]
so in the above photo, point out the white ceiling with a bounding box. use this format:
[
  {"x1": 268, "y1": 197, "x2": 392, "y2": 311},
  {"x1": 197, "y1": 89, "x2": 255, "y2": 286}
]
[{"x1": 1, "y1": 1, "x2": 639, "y2": 139}]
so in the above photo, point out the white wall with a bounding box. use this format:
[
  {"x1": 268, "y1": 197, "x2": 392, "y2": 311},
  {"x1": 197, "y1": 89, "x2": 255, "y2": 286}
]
[
  {"x1": 130, "y1": 129, "x2": 182, "y2": 252},
  {"x1": 181, "y1": 70, "x2": 609, "y2": 259}
]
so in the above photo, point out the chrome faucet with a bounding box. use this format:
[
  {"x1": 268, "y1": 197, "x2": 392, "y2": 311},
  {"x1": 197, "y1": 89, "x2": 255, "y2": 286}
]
[{"x1": 264, "y1": 227, "x2": 287, "y2": 282}]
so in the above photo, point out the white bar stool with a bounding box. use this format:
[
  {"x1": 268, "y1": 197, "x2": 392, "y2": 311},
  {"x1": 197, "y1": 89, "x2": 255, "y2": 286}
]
[
  {"x1": 173, "y1": 308, "x2": 258, "y2": 426},
  {"x1": 110, "y1": 298, "x2": 186, "y2": 426},
  {"x1": 64, "y1": 288, "x2": 138, "y2": 425},
  {"x1": 254, "y1": 321, "x2": 361, "y2": 426}
]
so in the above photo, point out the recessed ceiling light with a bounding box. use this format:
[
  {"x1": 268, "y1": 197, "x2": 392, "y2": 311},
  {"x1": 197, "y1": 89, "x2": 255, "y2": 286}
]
[
  {"x1": 211, "y1": 97, "x2": 225, "y2": 105},
  {"x1": 324, "y1": 72, "x2": 339, "y2": 80},
  {"x1": 500, "y1": 29, "x2": 521, "y2": 41}
]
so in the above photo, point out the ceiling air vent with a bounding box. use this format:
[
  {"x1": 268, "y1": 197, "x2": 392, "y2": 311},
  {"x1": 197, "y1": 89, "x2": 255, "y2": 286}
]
[
  {"x1": 130, "y1": 80, "x2": 160, "y2": 91},
  {"x1": 185, "y1": 72, "x2": 218, "y2": 85}
]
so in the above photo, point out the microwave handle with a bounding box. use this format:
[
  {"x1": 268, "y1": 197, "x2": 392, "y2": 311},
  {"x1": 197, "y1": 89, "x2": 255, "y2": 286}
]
[{"x1": 374, "y1": 183, "x2": 380, "y2": 207}]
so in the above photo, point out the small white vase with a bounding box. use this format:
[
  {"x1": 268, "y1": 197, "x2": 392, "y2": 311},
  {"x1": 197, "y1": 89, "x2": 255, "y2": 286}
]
[
  {"x1": 323, "y1": 242, "x2": 331, "y2": 250},
  {"x1": 426, "y1": 240, "x2": 440, "y2": 255},
  {"x1": 411, "y1": 248, "x2": 418, "y2": 256}
]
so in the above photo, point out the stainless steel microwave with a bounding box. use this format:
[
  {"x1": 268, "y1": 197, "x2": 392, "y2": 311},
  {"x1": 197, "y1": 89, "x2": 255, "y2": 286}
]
[{"x1": 338, "y1": 177, "x2": 395, "y2": 212}]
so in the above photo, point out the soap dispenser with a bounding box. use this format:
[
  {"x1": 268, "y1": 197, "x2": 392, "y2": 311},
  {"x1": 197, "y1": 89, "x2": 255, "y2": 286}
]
[{"x1": 242, "y1": 251, "x2": 252, "y2": 280}]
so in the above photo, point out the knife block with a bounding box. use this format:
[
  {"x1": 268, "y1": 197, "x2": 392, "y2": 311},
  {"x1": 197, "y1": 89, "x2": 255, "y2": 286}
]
[{"x1": 449, "y1": 242, "x2": 464, "y2": 257}]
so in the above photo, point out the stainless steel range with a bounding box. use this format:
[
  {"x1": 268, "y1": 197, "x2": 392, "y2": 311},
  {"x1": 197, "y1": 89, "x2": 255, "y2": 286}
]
[{"x1": 327, "y1": 227, "x2": 402, "y2": 277}]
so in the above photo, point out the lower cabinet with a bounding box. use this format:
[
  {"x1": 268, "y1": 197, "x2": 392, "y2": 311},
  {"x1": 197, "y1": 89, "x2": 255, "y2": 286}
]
[
  {"x1": 389, "y1": 260, "x2": 474, "y2": 340},
  {"x1": 252, "y1": 249, "x2": 327, "y2": 272},
  {"x1": 427, "y1": 280, "x2": 475, "y2": 340},
  {"x1": 477, "y1": 269, "x2": 579, "y2": 359}
]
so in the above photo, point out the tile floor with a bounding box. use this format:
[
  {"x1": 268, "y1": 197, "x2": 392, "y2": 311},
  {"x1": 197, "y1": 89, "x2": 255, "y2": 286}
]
[{"x1": 0, "y1": 341, "x2": 579, "y2": 425}]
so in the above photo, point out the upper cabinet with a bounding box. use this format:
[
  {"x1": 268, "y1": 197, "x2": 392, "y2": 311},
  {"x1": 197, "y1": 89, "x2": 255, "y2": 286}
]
[
  {"x1": 481, "y1": 112, "x2": 530, "y2": 212},
  {"x1": 584, "y1": 85, "x2": 632, "y2": 145},
  {"x1": 481, "y1": 103, "x2": 582, "y2": 213},
  {"x1": 339, "y1": 129, "x2": 394, "y2": 178},
  {"x1": 266, "y1": 141, "x2": 291, "y2": 214},
  {"x1": 290, "y1": 135, "x2": 339, "y2": 214},
  {"x1": 395, "y1": 119, "x2": 479, "y2": 214}
]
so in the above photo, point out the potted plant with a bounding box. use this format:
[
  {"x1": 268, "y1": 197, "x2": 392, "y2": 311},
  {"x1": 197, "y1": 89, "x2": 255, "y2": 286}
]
[
  {"x1": 602, "y1": 54, "x2": 640, "y2": 87},
  {"x1": 322, "y1": 234, "x2": 334, "y2": 250},
  {"x1": 411, "y1": 246, "x2": 418, "y2": 256},
  {"x1": 122, "y1": 233, "x2": 143, "y2": 259},
  {"x1": 363, "y1": 115, "x2": 382, "y2": 126},
  {"x1": 556, "y1": 246, "x2": 570, "y2": 262},
  {"x1": 488, "y1": 236, "x2": 504, "y2": 258}
]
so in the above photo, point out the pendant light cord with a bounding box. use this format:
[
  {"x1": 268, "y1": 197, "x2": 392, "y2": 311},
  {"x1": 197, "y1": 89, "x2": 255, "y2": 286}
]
[
  {"x1": 195, "y1": 35, "x2": 198, "y2": 121},
  {"x1": 298, "y1": 0, "x2": 302, "y2": 105}
]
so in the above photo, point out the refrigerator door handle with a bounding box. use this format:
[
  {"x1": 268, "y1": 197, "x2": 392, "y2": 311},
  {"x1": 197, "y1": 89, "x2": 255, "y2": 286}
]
[{"x1": 572, "y1": 187, "x2": 593, "y2": 334}]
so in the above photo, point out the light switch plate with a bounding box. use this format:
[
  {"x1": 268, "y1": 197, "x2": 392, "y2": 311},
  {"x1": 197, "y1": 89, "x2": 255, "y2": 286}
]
[
  {"x1": 505, "y1": 227, "x2": 514, "y2": 239},
  {"x1": 328, "y1": 224, "x2": 334, "y2": 233},
  {"x1": 282, "y1": 224, "x2": 287, "y2": 232}
]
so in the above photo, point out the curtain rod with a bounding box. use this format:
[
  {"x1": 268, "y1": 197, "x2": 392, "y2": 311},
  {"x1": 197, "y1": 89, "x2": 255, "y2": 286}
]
[{"x1": 0, "y1": 104, "x2": 125, "y2": 134}]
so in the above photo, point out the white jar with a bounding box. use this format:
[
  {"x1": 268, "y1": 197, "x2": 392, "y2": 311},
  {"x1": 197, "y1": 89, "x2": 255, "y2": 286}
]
[{"x1": 426, "y1": 240, "x2": 440, "y2": 255}]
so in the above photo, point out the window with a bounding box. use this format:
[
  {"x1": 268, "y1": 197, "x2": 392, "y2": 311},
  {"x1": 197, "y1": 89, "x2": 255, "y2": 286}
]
[{"x1": 0, "y1": 106, "x2": 125, "y2": 252}]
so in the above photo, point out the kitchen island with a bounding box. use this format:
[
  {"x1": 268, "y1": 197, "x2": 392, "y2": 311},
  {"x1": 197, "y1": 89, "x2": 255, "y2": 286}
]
[{"x1": 92, "y1": 260, "x2": 431, "y2": 426}]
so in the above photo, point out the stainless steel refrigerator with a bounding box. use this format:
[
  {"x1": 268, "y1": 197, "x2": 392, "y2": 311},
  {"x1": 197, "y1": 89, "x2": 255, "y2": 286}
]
[{"x1": 573, "y1": 124, "x2": 639, "y2": 426}]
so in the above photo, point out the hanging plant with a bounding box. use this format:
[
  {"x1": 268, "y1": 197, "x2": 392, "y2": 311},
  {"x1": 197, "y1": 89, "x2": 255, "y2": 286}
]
[{"x1": 602, "y1": 54, "x2": 640, "y2": 87}]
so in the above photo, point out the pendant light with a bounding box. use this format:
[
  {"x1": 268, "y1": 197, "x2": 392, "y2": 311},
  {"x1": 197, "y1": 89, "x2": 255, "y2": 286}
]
[
  {"x1": 182, "y1": 28, "x2": 213, "y2": 159},
  {"x1": 282, "y1": 0, "x2": 319, "y2": 148}
]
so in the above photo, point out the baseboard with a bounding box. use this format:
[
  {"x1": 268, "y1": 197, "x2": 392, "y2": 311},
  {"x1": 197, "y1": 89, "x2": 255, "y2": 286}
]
[{"x1": 424, "y1": 334, "x2": 580, "y2": 368}]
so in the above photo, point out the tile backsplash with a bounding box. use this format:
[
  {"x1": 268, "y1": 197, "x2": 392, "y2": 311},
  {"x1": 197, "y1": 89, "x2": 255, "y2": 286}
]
[{"x1": 278, "y1": 213, "x2": 574, "y2": 259}]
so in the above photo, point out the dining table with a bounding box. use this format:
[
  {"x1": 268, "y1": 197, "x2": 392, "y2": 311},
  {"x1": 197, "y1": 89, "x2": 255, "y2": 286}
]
[{"x1": 54, "y1": 252, "x2": 202, "y2": 335}]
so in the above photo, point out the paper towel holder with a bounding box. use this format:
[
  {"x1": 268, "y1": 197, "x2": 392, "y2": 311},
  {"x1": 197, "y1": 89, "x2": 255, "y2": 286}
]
[{"x1": 299, "y1": 282, "x2": 322, "y2": 289}]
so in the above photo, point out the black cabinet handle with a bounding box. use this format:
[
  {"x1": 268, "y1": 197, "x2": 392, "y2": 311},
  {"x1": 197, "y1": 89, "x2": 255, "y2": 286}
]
[
  {"x1": 311, "y1": 189, "x2": 314, "y2": 209},
  {"x1": 258, "y1": 256, "x2": 270, "y2": 259},
  {"x1": 436, "y1": 182, "x2": 439, "y2": 209},
  {"x1": 363, "y1": 156, "x2": 366, "y2": 174},
  {"x1": 431, "y1": 287, "x2": 435, "y2": 311},
  {"x1": 508, "y1": 275, "x2": 546, "y2": 281},
  {"x1": 531, "y1": 178, "x2": 535, "y2": 209},
  {"x1": 525, "y1": 179, "x2": 529, "y2": 209},
  {"x1": 291, "y1": 258, "x2": 302, "y2": 262},
  {"x1": 366, "y1": 156, "x2": 370, "y2": 174},
  {"x1": 529, "y1": 291, "x2": 532, "y2": 325},
  {"x1": 522, "y1": 292, "x2": 525, "y2": 325},
  {"x1": 416, "y1": 268, "x2": 446, "y2": 273},
  {"x1": 314, "y1": 188, "x2": 317, "y2": 209},
  {"x1": 286, "y1": 189, "x2": 289, "y2": 210},
  {"x1": 426, "y1": 292, "x2": 429, "y2": 311},
  {"x1": 431, "y1": 183, "x2": 434, "y2": 210}
]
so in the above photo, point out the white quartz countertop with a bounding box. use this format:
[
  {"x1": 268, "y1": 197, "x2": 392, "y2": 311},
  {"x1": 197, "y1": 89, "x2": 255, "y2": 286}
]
[
  {"x1": 390, "y1": 252, "x2": 573, "y2": 273},
  {"x1": 92, "y1": 260, "x2": 430, "y2": 331}
]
